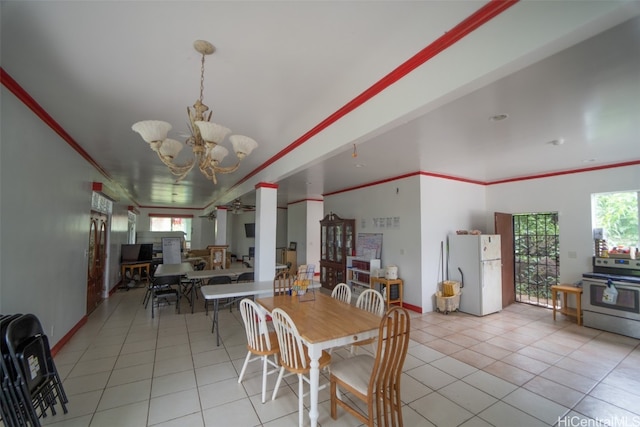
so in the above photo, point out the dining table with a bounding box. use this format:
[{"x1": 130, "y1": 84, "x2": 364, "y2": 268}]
[
  {"x1": 200, "y1": 280, "x2": 322, "y2": 345},
  {"x1": 256, "y1": 292, "x2": 381, "y2": 427}
]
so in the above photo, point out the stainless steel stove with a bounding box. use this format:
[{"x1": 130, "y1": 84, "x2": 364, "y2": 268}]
[{"x1": 582, "y1": 257, "x2": 640, "y2": 339}]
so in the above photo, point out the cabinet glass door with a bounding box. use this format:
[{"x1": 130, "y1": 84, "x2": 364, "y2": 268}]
[
  {"x1": 327, "y1": 225, "x2": 335, "y2": 261},
  {"x1": 321, "y1": 225, "x2": 327, "y2": 260},
  {"x1": 335, "y1": 224, "x2": 343, "y2": 263}
]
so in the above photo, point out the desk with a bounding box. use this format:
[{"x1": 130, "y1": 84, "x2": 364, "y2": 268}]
[
  {"x1": 370, "y1": 277, "x2": 404, "y2": 309},
  {"x1": 120, "y1": 261, "x2": 151, "y2": 289},
  {"x1": 551, "y1": 284, "x2": 583, "y2": 325},
  {"x1": 257, "y1": 293, "x2": 380, "y2": 427}
]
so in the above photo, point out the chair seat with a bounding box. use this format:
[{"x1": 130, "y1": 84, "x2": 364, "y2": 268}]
[
  {"x1": 249, "y1": 331, "x2": 280, "y2": 356},
  {"x1": 284, "y1": 349, "x2": 331, "y2": 375},
  {"x1": 330, "y1": 355, "x2": 374, "y2": 395}
]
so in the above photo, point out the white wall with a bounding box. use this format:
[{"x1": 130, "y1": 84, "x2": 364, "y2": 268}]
[
  {"x1": 420, "y1": 175, "x2": 487, "y2": 312},
  {"x1": 487, "y1": 165, "x2": 640, "y2": 285},
  {"x1": 287, "y1": 200, "x2": 323, "y2": 268},
  {"x1": 1, "y1": 88, "x2": 131, "y2": 345},
  {"x1": 324, "y1": 177, "x2": 425, "y2": 309}
]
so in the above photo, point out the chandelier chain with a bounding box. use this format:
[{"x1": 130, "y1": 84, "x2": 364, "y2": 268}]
[{"x1": 199, "y1": 53, "x2": 206, "y2": 103}]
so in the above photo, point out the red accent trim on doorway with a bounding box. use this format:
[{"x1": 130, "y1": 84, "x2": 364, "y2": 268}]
[{"x1": 50, "y1": 315, "x2": 88, "y2": 357}]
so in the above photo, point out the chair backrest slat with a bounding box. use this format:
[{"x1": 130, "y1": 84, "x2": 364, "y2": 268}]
[
  {"x1": 370, "y1": 307, "x2": 410, "y2": 426},
  {"x1": 239, "y1": 299, "x2": 271, "y2": 352},
  {"x1": 331, "y1": 283, "x2": 351, "y2": 304},
  {"x1": 273, "y1": 271, "x2": 295, "y2": 296},
  {"x1": 271, "y1": 308, "x2": 306, "y2": 371},
  {"x1": 356, "y1": 289, "x2": 385, "y2": 316}
]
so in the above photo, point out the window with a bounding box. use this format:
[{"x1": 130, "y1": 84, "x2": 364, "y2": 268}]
[
  {"x1": 592, "y1": 191, "x2": 640, "y2": 250},
  {"x1": 150, "y1": 216, "x2": 192, "y2": 249}
]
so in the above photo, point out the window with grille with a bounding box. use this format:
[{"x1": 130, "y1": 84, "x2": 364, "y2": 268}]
[{"x1": 514, "y1": 212, "x2": 559, "y2": 307}]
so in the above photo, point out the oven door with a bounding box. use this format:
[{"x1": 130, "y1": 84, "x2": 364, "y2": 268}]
[{"x1": 582, "y1": 278, "x2": 640, "y2": 319}]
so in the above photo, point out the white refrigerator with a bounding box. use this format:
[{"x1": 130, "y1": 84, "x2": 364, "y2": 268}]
[{"x1": 447, "y1": 234, "x2": 502, "y2": 316}]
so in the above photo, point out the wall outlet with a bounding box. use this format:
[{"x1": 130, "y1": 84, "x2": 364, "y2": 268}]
[{"x1": 50, "y1": 325, "x2": 54, "y2": 338}]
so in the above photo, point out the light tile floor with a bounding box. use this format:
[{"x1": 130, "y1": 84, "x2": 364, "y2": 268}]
[{"x1": 38, "y1": 286, "x2": 640, "y2": 427}]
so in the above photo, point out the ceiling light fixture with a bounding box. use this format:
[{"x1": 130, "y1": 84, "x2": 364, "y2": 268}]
[
  {"x1": 489, "y1": 114, "x2": 509, "y2": 122},
  {"x1": 132, "y1": 40, "x2": 258, "y2": 184},
  {"x1": 547, "y1": 138, "x2": 565, "y2": 146}
]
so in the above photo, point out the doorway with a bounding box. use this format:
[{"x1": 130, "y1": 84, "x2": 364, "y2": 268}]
[
  {"x1": 87, "y1": 211, "x2": 107, "y2": 314},
  {"x1": 513, "y1": 212, "x2": 559, "y2": 307}
]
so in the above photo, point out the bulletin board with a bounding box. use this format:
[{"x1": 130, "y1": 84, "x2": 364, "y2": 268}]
[
  {"x1": 161, "y1": 237, "x2": 182, "y2": 265},
  {"x1": 356, "y1": 233, "x2": 383, "y2": 259}
]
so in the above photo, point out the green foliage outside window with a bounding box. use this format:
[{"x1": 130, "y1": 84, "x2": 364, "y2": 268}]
[{"x1": 592, "y1": 191, "x2": 639, "y2": 249}]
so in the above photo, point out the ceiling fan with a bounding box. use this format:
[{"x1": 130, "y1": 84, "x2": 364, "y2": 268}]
[
  {"x1": 223, "y1": 198, "x2": 255, "y2": 214},
  {"x1": 198, "y1": 210, "x2": 217, "y2": 221}
]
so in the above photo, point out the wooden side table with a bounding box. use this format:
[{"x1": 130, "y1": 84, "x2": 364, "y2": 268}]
[
  {"x1": 370, "y1": 277, "x2": 403, "y2": 310},
  {"x1": 551, "y1": 284, "x2": 583, "y2": 325},
  {"x1": 121, "y1": 262, "x2": 151, "y2": 290}
]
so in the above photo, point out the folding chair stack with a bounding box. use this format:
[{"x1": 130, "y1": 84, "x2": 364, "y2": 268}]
[{"x1": 1, "y1": 313, "x2": 68, "y2": 426}]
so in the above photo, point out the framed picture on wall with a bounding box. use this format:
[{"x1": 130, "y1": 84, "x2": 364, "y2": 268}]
[{"x1": 289, "y1": 242, "x2": 297, "y2": 251}]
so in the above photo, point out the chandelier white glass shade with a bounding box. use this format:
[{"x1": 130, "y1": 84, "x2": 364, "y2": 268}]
[{"x1": 132, "y1": 40, "x2": 257, "y2": 184}]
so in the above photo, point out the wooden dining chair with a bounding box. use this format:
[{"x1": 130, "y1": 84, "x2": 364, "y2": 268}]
[
  {"x1": 330, "y1": 306, "x2": 410, "y2": 427},
  {"x1": 238, "y1": 299, "x2": 281, "y2": 403},
  {"x1": 351, "y1": 289, "x2": 385, "y2": 355},
  {"x1": 273, "y1": 271, "x2": 295, "y2": 296},
  {"x1": 270, "y1": 308, "x2": 331, "y2": 427},
  {"x1": 331, "y1": 283, "x2": 352, "y2": 304}
]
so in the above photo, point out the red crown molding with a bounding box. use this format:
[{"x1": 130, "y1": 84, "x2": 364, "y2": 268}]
[
  {"x1": 2, "y1": 68, "x2": 113, "y2": 180},
  {"x1": 137, "y1": 206, "x2": 202, "y2": 211},
  {"x1": 288, "y1": 198, "x2": 324, "y2": 206},
  {"x1": 255, "y1": 182, "x2": 279, "y2": 189},
  {"x1": 148, "y1": 213, "x2": 194, "y2": 218},
  {"x1": 225, "y1": 0, "x2": 519, "y2": 197},
  {"x1": 487, "y1": 160, "x2": 640, "y2": 185}
]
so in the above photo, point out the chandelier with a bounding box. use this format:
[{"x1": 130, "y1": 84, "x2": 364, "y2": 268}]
[{"x1": 132, "y1": 40, "x2": 258, "y2": 184}]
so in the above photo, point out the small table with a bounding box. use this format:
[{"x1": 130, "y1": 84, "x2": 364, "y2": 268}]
[
  {"x1": 370, "y1": 277, "x2": 403, "y2": 309},
  {"x1": 551, "y1": 284, "x2": 583, "y2": 325},
  {"x1": 121, "y1": 262, "x2": 152, "y2": 290}
]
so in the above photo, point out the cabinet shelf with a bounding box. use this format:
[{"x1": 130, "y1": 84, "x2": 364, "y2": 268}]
[{"x1": 347, "y1": 256, "x2": 381, "y2": 296}]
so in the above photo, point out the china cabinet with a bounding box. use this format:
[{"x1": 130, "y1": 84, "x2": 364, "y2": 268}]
[{"x1": 319, "y1": 213, "x2": 355, "y2": 290}]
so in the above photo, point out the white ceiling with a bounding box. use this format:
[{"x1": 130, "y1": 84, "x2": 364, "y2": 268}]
[{"x1": 3, "y1": 1, "x2": 640, "y2": 212}]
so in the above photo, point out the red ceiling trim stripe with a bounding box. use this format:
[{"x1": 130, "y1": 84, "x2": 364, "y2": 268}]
[
  {"x1": 255, "y1": 182, "x2": 279, "y2": 189},
  {"x1": 288, "y1": 198, "x2": 325, "y2": 206},
  {"x1": 487, "y1": 160, "x2": 640, "y2": 185},
  {"x1": 138, "y1": 206, "x2": 201, "y2": 211},
  {"x1": 148, "y1": 213, "x2": 194, "y2": 218},
  {"x1": 231, "y1": 0, "x2": 519, "y2": 192},
  {"x1": 323, "y1": 160, "x2": 640, "y2": 196},
  {"x1": 1, "y1": 67, "x2": 113, "y2": 180}
]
